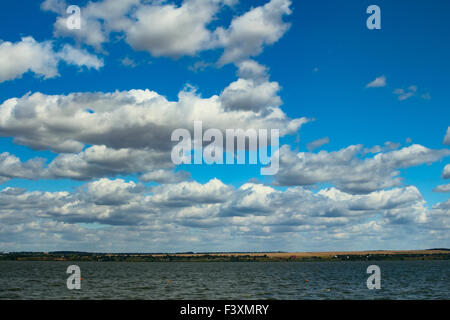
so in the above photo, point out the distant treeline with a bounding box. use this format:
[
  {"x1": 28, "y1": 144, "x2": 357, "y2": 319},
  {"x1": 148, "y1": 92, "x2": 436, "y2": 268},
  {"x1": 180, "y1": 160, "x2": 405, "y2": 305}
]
[{"x1": 1, "y1": 251, "x2": 450, "y2": 262}]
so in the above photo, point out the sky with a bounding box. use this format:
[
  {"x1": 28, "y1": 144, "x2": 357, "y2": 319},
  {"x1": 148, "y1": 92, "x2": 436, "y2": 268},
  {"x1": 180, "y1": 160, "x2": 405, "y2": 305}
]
[{"x1": 0, "y1": 0, "x2": 449, "y2": 252}]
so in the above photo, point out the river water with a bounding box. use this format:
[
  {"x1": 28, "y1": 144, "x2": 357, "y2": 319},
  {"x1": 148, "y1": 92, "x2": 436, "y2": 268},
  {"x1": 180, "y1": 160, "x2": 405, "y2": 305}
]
[{"x1": 0, "y1": 260, "x2": 448, "y2": 299}]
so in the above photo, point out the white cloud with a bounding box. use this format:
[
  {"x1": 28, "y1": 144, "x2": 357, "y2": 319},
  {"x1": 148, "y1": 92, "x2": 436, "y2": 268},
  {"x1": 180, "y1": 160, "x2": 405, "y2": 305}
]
[
  {"x1": 443, "y1": 164, "x2": 450, "y2": 179},
  {"x1": 220, "y1": 78, "x2": 282, "y2": 112},
  {"x1": 393, "y1": 88, "x2": 414, "y2": 101},
  {"x1": 80, "y1": 178, "x2": 145, "y2": 206},
  {"x1": 219, "y1": 60, "x2": 283, "y2": 112},
  {"x1": 393, "y1": 85, "x2": 430, "y2": 101},
  {"x1": 1, "y1": 177, "x2": 448, "y2": 251},
  {"x1": 319, "y1": 186, "x2": 427, "y2": 224},
  {"x1": 0, "y1": 37, "x2": 59, "y2": 82},
  {"x1": 48, "y1": 145, "x2": 173, "y2": 180},
  {"x1": 43, "y1": 0, "x2": 140, "y2": 50},
  {"x1": 366, "y1": 75, "x2": 386, "y2": 88},
  {"x1": 307, "y1": 137, "x2": 330, "y2": 151},
  {"x1": 151, "y1": 178, "x2": 233, "y2": 206},
  {"x1": 125, "y1": 0, "x2": 220, "y2": 58},
  {"x1": 41, "y1": 0, "x2": 67, "y2": 14},
  {"x1": 0, "y1": 82, "x2": 305, "y2": 154},
  {"x1": 236, "y1": 60, "x2": 269, "y2": 81},
  {"x1": 120, "y1": 56, "x2": 138, "y2": 67},
  {"x1": 433, "y1": 184, "x2": 450, "y2": 193},
  {"x1": 274, "y1": 143, "x2": 450, "y2": 194},
  {"x1": 0, "y1": 152, "x2": 47, "y2": 183},
  {"x1": 57, "y1": 44, "x2": 104, "y2": 70},
  {"x1": 215, "y1": 0, "x2": 292, "y2": 65},
  {"x1": 0, "y1": 37, "x2": 103, "y2": 83},
  {"x1": 444, "y1": 127, "x2": 450, "y2": 145},
  {"x1": 140, "y1": 169, "x2": 191, "y2": 184},
  {"x1": 42, "y1": 0, "x2": 291, "y2": 65},
  {"x1": 0, "y1": 71, "x2": 306, "y2": 181}
]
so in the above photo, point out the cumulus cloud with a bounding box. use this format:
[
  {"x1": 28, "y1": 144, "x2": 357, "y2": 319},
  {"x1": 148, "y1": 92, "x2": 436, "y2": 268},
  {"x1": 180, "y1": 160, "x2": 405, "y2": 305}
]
[
  {"x1": 48, "y1": 145, "x2": 173, "y2": 180},
  {"x1": 1, "y1": 177, "x2": 448, "y2": 251},
  {"x1": 0, "y1": 84, "x2": 305, "y2": 154},
  {"x1": 0, "y1": 152, "x2": 47, "y2": 183},
  {"x1": 274, "y1": 143, "x2": 450, "y2": 194},
  {"x1": 366, "y1": 75, "x2": 386, "y2": 88},
  {"x1": 57, "y1": 44, "x2": 104, "y2": 70},
  {"x1": 125, "y1": 0, "x2": 220, "y2": 58},
  {"x1": 443, "y1": 164, "x2": 450, "y2": 179},
  {"x1": 0, "y1": 178, "x2": 427, "y2": 227},
  {"x1": 0, "y1": 37, "x2": 103, "y2": 82},
  {"x1": 219, "y1": 59, "x2": 283, "y2": 112},
  {"x1": 48, "y1": 145, "x2": 191, "y2": 183},
  {"x1": 41, "y1": 0, "x2": 68, "y2": 14},
  {"x1": 151, "y1": 178, "x2": 233, "y2": 207},
  {"x1": 0, "y1": 37, "x2": 59, "y2": 82},
  {"x1": 0, "y1": 74, "x2": 306, "y2": 181},
  {"x1": 79, "y1": 178, "x2": 145, "y2": 206},
  {"x1": 433, "y1": 184, "x2": 450, "y2": 193},
  {"x1": 236, "y1": 60, "x2": 269, "y2": 81},
  {"x1": 444, "y1": 127, "x2": 450, "y2": 145},
  {"x1": 42, "y1": 0, "x2": 291, "y2": 65},
  {"x1": 214, "y1": 0, "x2": 292, "y2": 65},
  {"x1": 42, "y1": 0, "x2": 139, "y2": 50},
  {"x1": 220, "y1": 78, "x2": 282, "y2": 112},
  {"x1": 424, "y1": 200, "x2": 450, "y2": 233},
  {"x1": 140, "y1": 169, "x2": 191, "y2": 184},
  {"x1": 307, "y1": 137, "x2": 330, "y2": 151},
  {"x1": 319, "y1": 186, "x2": 427, "y2": 224}
]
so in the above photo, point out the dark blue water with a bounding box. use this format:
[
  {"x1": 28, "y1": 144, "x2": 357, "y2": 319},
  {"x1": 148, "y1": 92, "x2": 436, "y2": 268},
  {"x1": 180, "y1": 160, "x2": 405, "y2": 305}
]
[{"x1": 0, "y1": 260, "x2": 448, "y2": 299}]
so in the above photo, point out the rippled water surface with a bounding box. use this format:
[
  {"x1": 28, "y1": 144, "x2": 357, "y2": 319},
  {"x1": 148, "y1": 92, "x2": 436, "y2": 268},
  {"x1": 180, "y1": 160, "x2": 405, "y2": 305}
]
[{"x1": 0, "y1": 260, "x2": 448, "y2": 299}]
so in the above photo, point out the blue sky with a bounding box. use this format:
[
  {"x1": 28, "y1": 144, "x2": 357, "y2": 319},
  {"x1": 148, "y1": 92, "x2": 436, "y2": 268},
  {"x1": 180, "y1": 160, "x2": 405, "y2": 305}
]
[{"x1": 0, "y1": 0, "x2": 449, "y2": 252}]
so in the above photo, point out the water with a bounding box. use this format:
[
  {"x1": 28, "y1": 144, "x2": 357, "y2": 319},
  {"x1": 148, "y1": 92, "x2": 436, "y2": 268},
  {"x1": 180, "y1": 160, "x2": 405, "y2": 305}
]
[{"x1": 0, "y1": 260, "x2": 448, "y2": 299}]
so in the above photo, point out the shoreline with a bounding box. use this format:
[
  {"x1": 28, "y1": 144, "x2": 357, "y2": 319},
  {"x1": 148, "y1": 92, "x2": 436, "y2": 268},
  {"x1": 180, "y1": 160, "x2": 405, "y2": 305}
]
[{"x1": 1, "y1": 249, "x2": 449, "y2": 262}]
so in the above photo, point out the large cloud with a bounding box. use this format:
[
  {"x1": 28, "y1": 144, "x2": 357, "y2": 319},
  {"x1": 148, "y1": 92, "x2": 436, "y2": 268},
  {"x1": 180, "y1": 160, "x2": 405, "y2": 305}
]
[
  {"x1": 220, "y1": 78, "x2": 282, "y2": 112},
  {"x1": 220, "y1": 59, "x2": 282, "y2": 112},
  {"x1": 42, "y1": 0, "x2": 140, "y2": 50},
  {"x1": 0, "y1": 178, "x2": 429, "y2": 227},
  {"x1": 0, "y1": 177, "x2": 447, "y2": 251},
  {"x1": 0, "y1": 37, "x2": 58, "y2": 82},
  {"x1": 273, "y1": 144, "x2": 450, "y2": 194},
  {"x1": 78, "y1": 178, "x2": 145, "y2": 206},
  {"x1": 0, "y1": 37, "x2": 103, "y2": 82},
  {"x1": 42, "y1": 0, "x2": 291, "y2": 65},
  {"x1": 214, "y1": 0, "x2": 292, "y2": 65},
  {"x1": 0, "y1": 84, "x2": 305, "y2": 153},
  {"x1": 56, "y1": 44, "x2": 104, "y2": 70},
  {"x1": 0, "y1": 152, "x2": 48, "y2": 183},
  {"x1": 0, "y1": 77, "x2": 305, "y2": 181},
  {"x1": 48, "y1": 145, "x2": 173, "y2": 180},
  {"x1": 125, "y1": 0, "x2": 221, "y2": 58}
]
